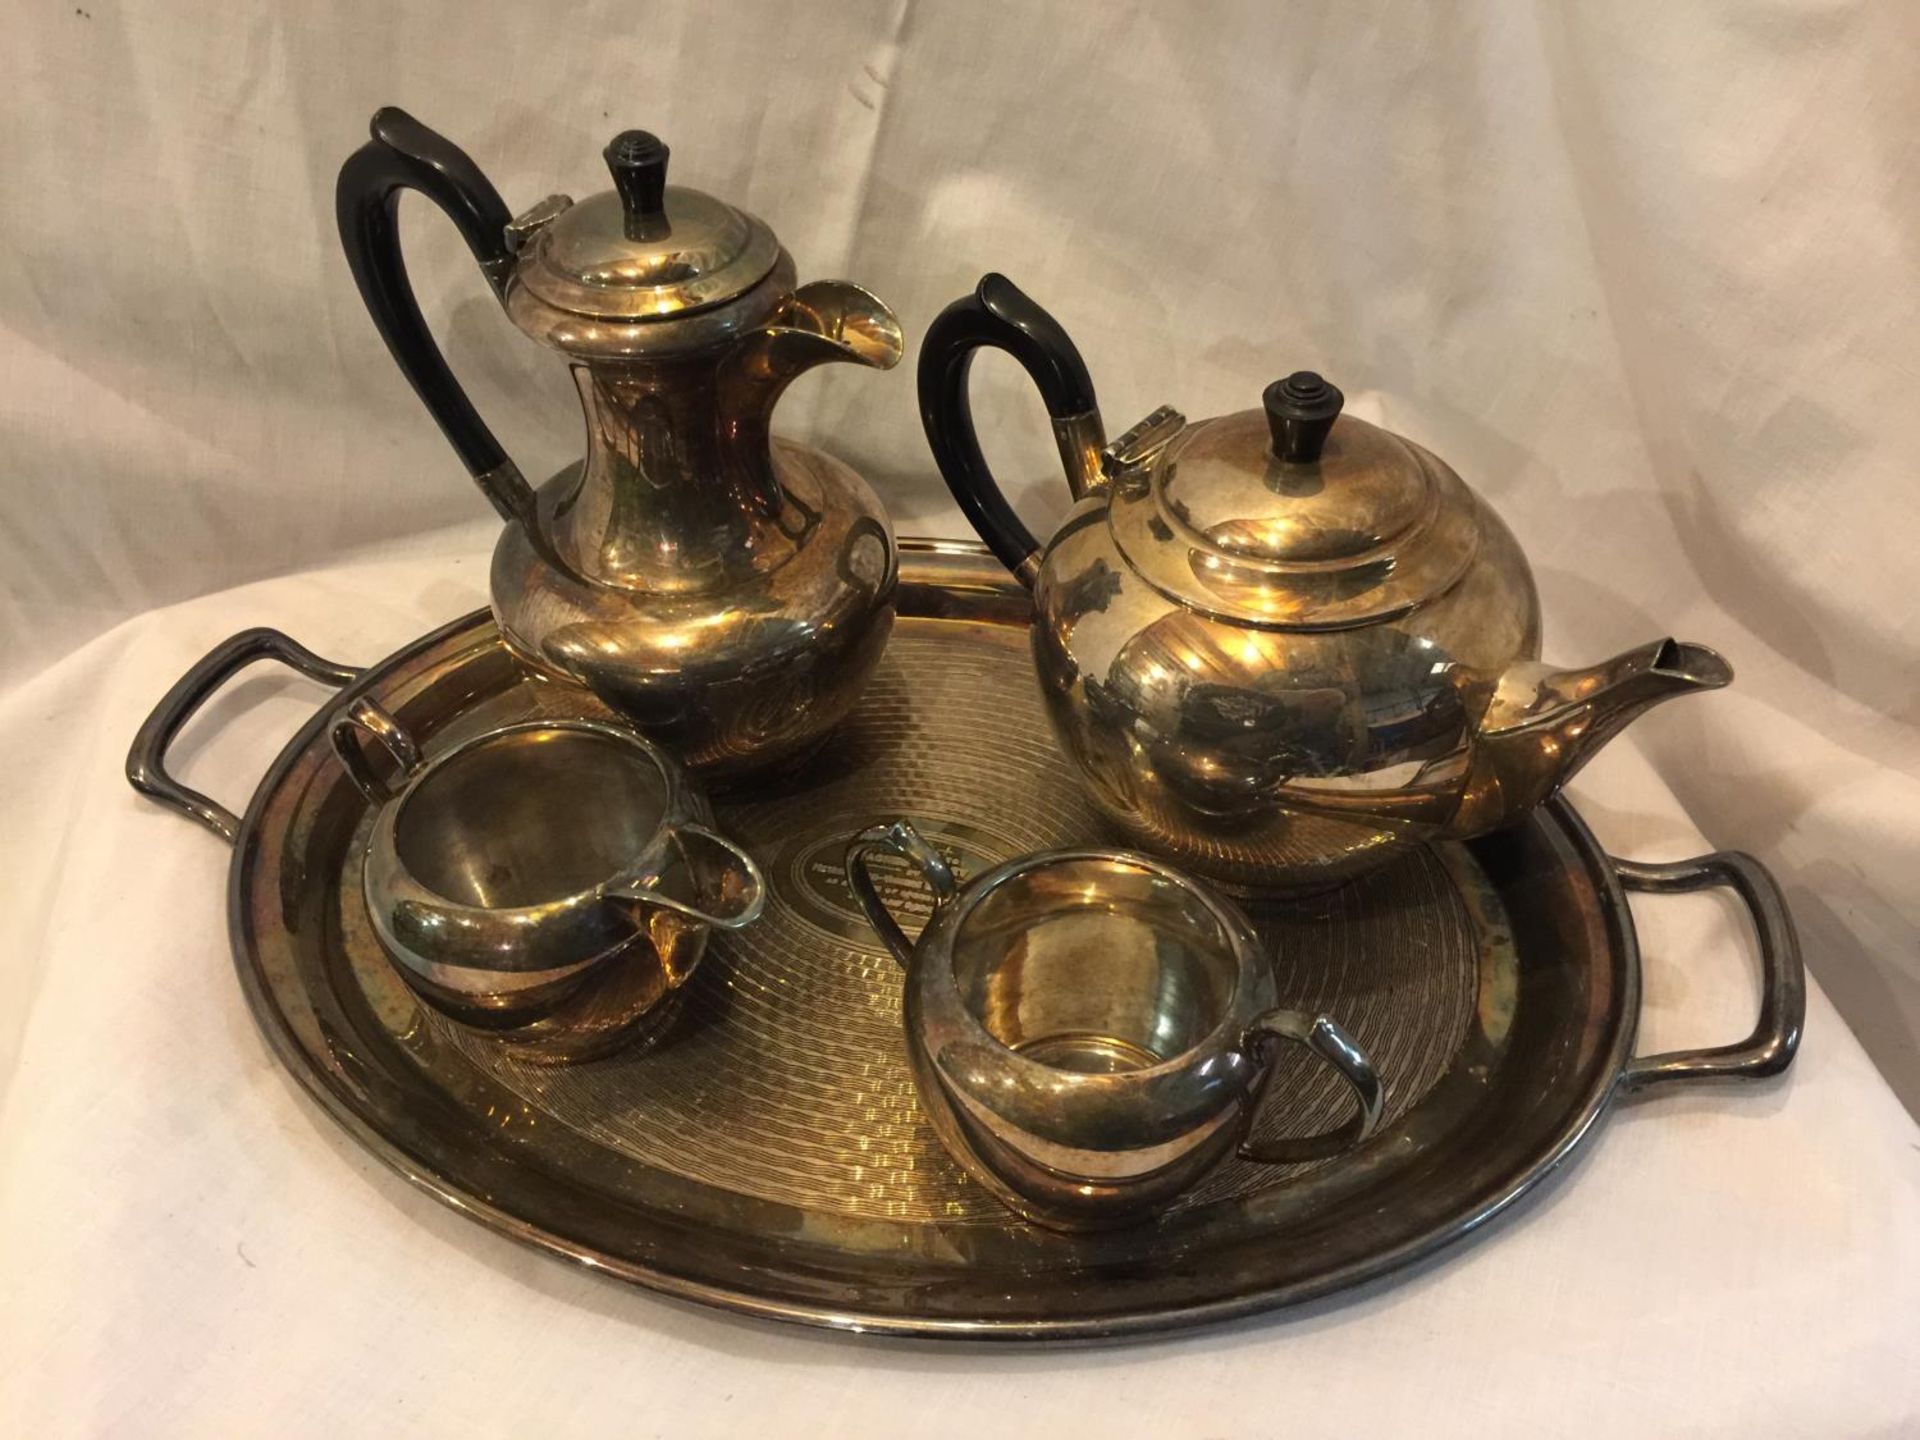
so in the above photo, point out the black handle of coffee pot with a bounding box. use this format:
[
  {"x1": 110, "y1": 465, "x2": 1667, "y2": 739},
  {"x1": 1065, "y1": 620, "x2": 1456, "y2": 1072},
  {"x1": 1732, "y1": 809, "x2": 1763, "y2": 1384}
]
[
  {"x1": 917, "y1": 274, "x2": 1103, "y2": 586},
  {"x1": 336, "y1": 107, "x2": 533, "y2": 523}
]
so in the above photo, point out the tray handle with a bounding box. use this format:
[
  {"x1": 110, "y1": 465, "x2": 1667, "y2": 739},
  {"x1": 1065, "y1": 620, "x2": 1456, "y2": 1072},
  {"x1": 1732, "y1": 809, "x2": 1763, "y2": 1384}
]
[
  {"x1": 1614, "y1": 851, "x2": 1806, "y2": 1094},
  {"x1": 127, "y1": 628, "x2": 360, "y2": 844}
]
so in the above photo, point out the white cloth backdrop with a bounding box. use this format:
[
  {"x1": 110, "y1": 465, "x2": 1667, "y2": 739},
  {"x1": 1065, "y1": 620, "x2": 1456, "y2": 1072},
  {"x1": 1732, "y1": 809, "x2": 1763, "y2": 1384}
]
[{"x1": 3, "y1": 1, "x2": 1917, "y2": 1433}]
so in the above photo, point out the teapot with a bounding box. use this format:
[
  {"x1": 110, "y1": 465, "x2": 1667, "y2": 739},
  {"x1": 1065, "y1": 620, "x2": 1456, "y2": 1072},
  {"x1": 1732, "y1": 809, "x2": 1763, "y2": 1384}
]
[
  {"x1": 337, "y1": 110, "x2": 903, "y2": 780},
  {"x1": 919, "y1": 276, "x2": 1732, "y2": 892}
]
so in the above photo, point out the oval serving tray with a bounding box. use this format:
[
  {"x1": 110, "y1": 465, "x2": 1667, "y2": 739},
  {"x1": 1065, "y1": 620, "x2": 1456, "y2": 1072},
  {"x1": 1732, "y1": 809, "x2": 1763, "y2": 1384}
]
[{"x1": 128, "y1": 538, "x2": 1802, "y2": 1340}]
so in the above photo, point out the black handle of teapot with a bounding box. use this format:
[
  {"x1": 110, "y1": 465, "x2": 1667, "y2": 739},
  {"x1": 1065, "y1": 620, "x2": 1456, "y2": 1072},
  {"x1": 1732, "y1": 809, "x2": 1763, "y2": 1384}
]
[
  {"x1": 336, "y1": 107, "x2": 534, "y2": 524},
  {"x1": 917, "y1": 275, "x2": 1105, "y2": 587}
]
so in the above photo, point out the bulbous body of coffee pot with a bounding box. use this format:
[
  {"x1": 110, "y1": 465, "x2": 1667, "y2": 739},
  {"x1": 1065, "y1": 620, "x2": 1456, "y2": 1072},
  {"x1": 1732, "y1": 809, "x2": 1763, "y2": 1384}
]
[
  {"x1": 919, "y1": 276, "x2": 1732, "y2": 892},
  {"x1": 338, "y1": 111, "x2": 903, "y2": 780}
]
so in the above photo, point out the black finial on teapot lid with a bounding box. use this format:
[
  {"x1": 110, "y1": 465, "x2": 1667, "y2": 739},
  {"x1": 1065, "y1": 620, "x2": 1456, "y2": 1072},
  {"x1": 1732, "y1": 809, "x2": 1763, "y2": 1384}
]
[
  {"x1": 604, "y1": 130, "x2": 670, "y2": 241},
  {"x1": 1263, "y1": 372, "x2": 1344, "y2": 463}
]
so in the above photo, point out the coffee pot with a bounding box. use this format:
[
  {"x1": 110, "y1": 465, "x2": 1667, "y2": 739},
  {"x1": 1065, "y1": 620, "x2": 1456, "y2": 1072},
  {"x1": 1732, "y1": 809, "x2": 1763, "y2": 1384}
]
[
  {"x1": 338, "y1": 109, "x2": 903, "y2": 779},
  {"x1": 920, "y1": 275, "x2": 1732, "y2": 891}
]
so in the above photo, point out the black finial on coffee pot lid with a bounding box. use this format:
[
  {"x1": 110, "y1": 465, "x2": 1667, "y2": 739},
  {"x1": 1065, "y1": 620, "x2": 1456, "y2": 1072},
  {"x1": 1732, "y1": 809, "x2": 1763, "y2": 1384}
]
[
  {"x1": 604, "y1": 130, "x2": 670, "y2": 241},
  {"x1": 1263, "y1": 371, "x2": 1344, "y2": 463}
]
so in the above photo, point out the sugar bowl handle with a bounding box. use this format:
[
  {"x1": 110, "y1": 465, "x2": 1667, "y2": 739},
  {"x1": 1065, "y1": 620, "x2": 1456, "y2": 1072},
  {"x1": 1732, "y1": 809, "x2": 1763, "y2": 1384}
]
[
  {"x1": 336, "y1": 107, "x2": 534, "y2": 525},
  {"x1": 329, "y1": 696, "x2": 425, "y2": 805},
  {"x1": 1236, "y1": 1010, "x2": 1386, "y2": 1166},
  {"x1": 845, "y1": 820, "x2": 960, "y2": 968},
  {"x1": 917, "y1": 275, "x2": 1106, "y2": 585}
]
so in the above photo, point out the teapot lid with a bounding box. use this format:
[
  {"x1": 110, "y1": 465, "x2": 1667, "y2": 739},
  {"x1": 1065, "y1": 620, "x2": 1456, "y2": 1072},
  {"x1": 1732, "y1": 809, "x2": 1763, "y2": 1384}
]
[
  {"x1": 509, "y1": 130, "x2": 783, "y2": 323},
  {"x1": 1107, "y1": 372, "x2": 1484, "y2": 628}
]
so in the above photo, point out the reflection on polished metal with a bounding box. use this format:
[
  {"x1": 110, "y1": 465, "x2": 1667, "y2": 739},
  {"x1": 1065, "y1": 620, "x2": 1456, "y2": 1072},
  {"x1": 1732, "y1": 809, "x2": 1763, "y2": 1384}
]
[
  {"x1": 847, "y1": 821, "x2": 1383, "y2": 1228},
  {"x1": 330, "y1": 700, "x2": 764, "y2": 1063},
  {"x1": 920, "y1": 277, "x2": 1734, "y2": 890},
  {"x1": 337, "y1": 110, "x2": 903, "y2": 779},
  {"x1": 125, "y1": 540, "x2": 1803, "y2": 1339}
]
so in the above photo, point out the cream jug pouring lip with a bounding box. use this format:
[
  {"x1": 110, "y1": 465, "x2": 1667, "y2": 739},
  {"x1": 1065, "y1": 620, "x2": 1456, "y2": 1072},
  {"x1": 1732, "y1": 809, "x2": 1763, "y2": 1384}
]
[{"x1": 606, "y1": 824, "x2": 769, "y2": 931}]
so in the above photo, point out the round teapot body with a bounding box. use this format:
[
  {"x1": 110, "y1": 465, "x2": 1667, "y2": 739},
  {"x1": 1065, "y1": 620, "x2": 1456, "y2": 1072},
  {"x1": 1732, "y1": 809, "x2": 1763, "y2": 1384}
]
[
  {"x1": 919, "y1": 275, "x2": 1728, "y2": 894},
  {"x1": 492, "y1": 437, "x2": 897, "y2": 783},
  {"x1": 1031, "y1": 482, "x2": 1541, "y2": 892}
]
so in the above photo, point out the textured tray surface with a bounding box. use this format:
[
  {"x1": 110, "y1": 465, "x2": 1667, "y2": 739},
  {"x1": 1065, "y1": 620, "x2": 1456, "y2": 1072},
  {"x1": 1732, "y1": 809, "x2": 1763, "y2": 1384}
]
[
  {"x1": 238, "y1": 548, "x2": 1630, "y2": 1338},
  {"x1": 426, "y1": 624, "x2": 1482, "y2": 1224}
]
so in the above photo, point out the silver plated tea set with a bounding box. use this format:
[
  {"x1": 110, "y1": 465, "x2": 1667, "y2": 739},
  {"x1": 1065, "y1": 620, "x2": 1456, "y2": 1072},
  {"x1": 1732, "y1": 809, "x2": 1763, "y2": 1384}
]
[{"x1": 124, "y1": 108, "x2": 1804, "y2": 1327}]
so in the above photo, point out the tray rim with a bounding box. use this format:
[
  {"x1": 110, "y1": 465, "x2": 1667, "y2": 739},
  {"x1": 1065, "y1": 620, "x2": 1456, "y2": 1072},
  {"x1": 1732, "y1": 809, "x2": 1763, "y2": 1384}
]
[{"x1": 175, "y1": 537, "x2": 1777, "y2": 1341}]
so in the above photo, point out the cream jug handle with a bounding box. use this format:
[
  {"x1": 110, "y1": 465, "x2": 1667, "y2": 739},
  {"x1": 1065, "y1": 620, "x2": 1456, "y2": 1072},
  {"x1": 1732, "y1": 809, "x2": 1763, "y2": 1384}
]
[
  {"x1": 845, "y1": 820, "x2": 960, "y2": 968},
  {"x1": 329, "y1": 696, "x2": 425, "y2": 806},
  {"x1": 917, "y1": 275, "x2": 1106, "y2": 586},
  {"x1": 336, "y1": 107, "x2": 535, "y2": 526}
]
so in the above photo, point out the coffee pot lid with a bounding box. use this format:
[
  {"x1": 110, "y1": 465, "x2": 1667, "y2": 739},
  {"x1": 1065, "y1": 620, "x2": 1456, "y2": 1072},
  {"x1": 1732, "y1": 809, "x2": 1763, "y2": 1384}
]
[
  {"x1": 1107, "y1": 372, "x2": 1484, "y2": 627},
  {"x1": 511, "y1": 131, "x2": 782, "y2": 322}
]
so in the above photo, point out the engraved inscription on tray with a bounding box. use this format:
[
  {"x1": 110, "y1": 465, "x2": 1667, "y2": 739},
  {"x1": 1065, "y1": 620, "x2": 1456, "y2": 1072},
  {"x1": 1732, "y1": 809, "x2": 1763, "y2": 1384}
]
[{"x1": 425, "y1": 626, "x2": 1490, "y2": 1225}]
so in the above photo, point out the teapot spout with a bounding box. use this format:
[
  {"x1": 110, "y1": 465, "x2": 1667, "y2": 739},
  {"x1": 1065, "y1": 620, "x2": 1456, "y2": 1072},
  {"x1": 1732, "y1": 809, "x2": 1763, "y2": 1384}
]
[
  {"x1": 719, "y1": 281, "x2": 903, "y2": 438},
  {"x1": 1449, "y1": 639, "x2": 1733, "y2": 837}
]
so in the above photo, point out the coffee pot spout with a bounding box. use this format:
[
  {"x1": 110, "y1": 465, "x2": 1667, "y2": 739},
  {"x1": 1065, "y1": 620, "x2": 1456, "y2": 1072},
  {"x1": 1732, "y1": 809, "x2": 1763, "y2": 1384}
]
[
  {"x1": 1450, "y1": 639, "x2": 1734, "y2": 837},
  {"x1": 720, "y1": 281, "x2": 903, "y2": 433},
  {"x1": 778, "y1": 280, "x2": 905, "y2": 372}
]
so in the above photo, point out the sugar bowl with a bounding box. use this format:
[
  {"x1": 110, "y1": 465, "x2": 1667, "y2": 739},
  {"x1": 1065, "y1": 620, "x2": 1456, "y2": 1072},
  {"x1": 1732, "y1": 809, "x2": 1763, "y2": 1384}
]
[
  {"x1": 846, "y1": 820, "x2": 1383, "y2": 1228},
  {"x1": 333, "y1": 699, "x2": 765, "y2": 1062}
]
